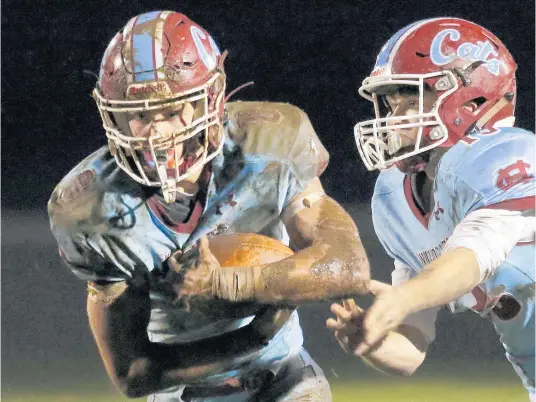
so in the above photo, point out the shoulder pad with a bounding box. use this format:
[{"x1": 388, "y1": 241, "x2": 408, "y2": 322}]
[
  {"x1": 438, "y1": 127, "x2": 535, "y2": 209},
  {"x1": 225, "y1": 101, "x2": 329, "y2": 183},
  {"x1": 48, "y1": 147, "x2": 141, "y2": 230},
  {"x1": 373, "y1": 166, "x2": 404, "y2": 197}
]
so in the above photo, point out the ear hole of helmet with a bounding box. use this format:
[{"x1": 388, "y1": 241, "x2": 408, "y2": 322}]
[
  {"x1": 463, "y1": 96, "x2": 488, "y2": 114},
  {"x1": 471, "y1": 97, "x2": 487, "y2": 107}
]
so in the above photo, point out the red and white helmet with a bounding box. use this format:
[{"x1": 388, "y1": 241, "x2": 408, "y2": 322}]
[
  {"x1": 354, "y1": 18, "x2": 517, "y2": 171},
  {"x1": 93, "y1": 11, "x2": 226, "y2": 201}
]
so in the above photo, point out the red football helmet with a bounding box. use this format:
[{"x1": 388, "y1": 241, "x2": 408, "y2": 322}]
[
  {"x1": 354, "y1": 18, "x2": 517, "y2": 171},
  {"x1": 93, "y1": 11, "x2": 226, "y2": 201}
]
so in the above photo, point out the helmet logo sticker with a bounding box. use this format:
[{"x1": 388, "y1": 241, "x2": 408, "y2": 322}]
[
  {"x1": 190, "y1": 26, "x2": 221, "y2": 70},
  {"x1": 126, "y1": 81, "x2": 172, "y2": 99},
  {"x1": 430, "y1": 29, "x2": 500, "y2": 76}
]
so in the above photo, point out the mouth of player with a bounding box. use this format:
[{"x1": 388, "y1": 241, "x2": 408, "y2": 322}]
[
  {"x1": 394, "y1": 150, "x2": 430, "y2": 173},
  {"x1": 141, "y1": 150, "x2": 201, "y2": 180}
]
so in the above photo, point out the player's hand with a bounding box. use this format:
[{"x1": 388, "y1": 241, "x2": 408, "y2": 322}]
[
  {"x1": 327, "y1": 280, "x2": 404, "y2": 356},
  {"x1": 355, "y1": 280, "x2": 411, "y2": 355},
  {"x1": 326, "y1": 298, "x2": 365, "y2": 356},
  {"x1": 166, "y1": 237, "x2": 220, "y2": 304}
]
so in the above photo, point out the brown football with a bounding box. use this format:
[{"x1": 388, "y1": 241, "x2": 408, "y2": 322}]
[
  {"x1": 208, "y1": 232, "x2": 294, "y2": 268},
  {"x1": 196, "y1": 233, "x2": 295, "y2": 321}
]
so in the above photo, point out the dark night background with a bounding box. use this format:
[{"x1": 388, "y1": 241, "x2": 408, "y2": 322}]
[{"x1": 2, "y1": 0, "x2": 534, "y2": 400}]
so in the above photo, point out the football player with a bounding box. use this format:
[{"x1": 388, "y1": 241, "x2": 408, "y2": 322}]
[
  {"x1": 48, "y1": 11, "x2": 370, "y2": 402},
  {"x1": 326, "y1": 17, "x2": 535, "y2": 399}
]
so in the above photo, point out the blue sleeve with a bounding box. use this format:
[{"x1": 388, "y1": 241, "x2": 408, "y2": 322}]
[{"x1": 47, "y1": 169, "x2": 143, "y2": 283}]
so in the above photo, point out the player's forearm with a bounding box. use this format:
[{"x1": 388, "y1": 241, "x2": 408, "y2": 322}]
[
  {"x1": 398, "y1": 248, "x2": 481, "y2": 314},
  {"x1": 256, "y1": 199, "x2": 370, "y2": 303},
  {"x1": 255, "y1": 242, "x2": 369, "y2": 304},
  {"x1": 358, "y1": 325, "x2": 428, "y2": 377},
  {"x1": 88, "y1": 277, "x2": 265, "y2": 398},
  {"x1": 114, "y1": 332, "x2": 265, "y2": 398},
  {"x1": 143, "y1": 325, "x2": 265, "y2": 393},
  {"x1": 211, "y1": 197, "x2": 370, "y2": 304}
]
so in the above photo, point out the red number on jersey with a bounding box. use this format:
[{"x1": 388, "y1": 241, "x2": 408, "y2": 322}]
[{"x1": 495, "y1": 160, "x2": 533, "y2": 191}]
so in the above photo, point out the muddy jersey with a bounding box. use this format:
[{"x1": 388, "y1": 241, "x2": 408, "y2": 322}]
[{"x1": 48, "y1": 101, "x2": 329, "y2": 386}]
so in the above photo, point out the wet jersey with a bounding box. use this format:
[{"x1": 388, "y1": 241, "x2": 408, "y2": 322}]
[{"x1": 48, "y1": 101, "x2": 329, "y2": 387}]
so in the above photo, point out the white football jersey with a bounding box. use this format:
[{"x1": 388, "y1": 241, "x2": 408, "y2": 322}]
[{"x1": 372, "y1": 127, "x2": 535, "y2": 315}]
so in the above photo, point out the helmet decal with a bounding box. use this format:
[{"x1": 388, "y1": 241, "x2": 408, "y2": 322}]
[
  {"x1": 190, "y1": 25, "x2": 221, "y2": 70},
  {"x1": 430, "y1": 28, "x2": 500, "y2": 75}
]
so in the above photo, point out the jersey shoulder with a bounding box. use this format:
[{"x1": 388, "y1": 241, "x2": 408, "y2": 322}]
[
  {"x1": 371, "y1": 167, "x2": 405, "y2": 229},
  {"x1": 48, "y1": 146, "x2": 145, "y2": 232},
  {"x1": 371, "y1": 167, "x2": 406, "y2": 224},
  {"x1": 440, "y1": 127, "x2": 534, "y2": 173},
  {"x1": 225, "y1": 101, "x2": 329, "y2": 181},
  {"x1": 437, "y1": 127, "x2": 535, "y2": 207},
  {"x1": 372, "y1": 166, "x2": 405, "y2": 198},
  {"x1": 370, "y1": 167, "x2": 407, "y2": 260}
]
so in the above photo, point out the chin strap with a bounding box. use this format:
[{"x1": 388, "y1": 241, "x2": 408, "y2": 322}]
[
  {"x1": 456, "y1": 61, "x2": 515, "y2": 134},
  {"x1": 473, "y1": 93, "x2": 514, "y2": 132},
  {"x1": 225, "y1": 81, "x2": 255, "y2": 102}
]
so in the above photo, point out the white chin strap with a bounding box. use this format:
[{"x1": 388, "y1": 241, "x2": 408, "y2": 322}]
[{"x1": 159, "y1": 153, "x2": 206, "y2": 203}]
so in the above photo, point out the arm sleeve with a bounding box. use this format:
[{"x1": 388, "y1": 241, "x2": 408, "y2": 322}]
[
  {"x1": 54, "y1": 229, "x2": 137, "y2": 282},
  {"x1": 443, "y1": 209, "x2": 535, "y2": 282}
]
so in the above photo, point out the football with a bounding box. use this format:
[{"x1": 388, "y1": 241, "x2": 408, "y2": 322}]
[
  {"x1": 208, "y1": 232, "x2": 294, "y2": 268},
  {"x1": 198, "y1": 233, "x2": 295, "y2": 321}
]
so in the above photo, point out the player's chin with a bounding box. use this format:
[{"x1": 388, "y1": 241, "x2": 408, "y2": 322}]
[
  {"x1": 395, "y1": 153, "x2": 429, "y2": 174},
  {"x1": 139, "y1": 166, "x2": 162, "y2": 182}
]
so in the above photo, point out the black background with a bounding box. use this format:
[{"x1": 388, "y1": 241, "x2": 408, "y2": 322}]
[{"x1": 2, "y1": 0, "x2": 534, "y2": 209}]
